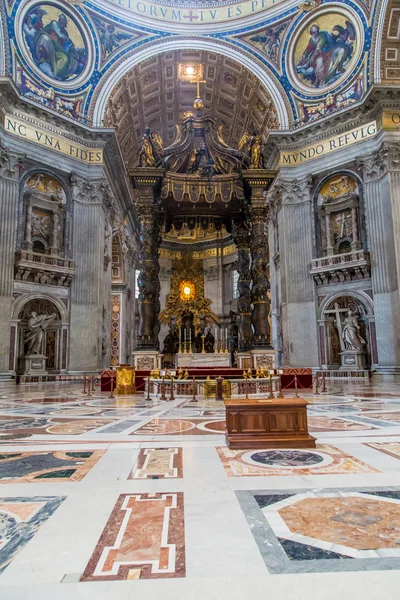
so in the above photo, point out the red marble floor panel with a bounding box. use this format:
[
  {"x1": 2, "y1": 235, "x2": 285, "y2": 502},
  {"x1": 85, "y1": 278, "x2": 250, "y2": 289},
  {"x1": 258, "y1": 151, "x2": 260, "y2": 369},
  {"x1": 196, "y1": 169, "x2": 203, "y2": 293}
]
[{"x1": 81, "y1": 493, "x2": 185, "y2": 581}]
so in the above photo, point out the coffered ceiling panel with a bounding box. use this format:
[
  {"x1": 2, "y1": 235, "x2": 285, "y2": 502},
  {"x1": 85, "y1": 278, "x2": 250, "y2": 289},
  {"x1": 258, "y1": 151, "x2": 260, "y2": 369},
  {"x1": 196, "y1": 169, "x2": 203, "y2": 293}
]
[{"x1": 104, "y1": 50, "x2": 279, "y2": 167}]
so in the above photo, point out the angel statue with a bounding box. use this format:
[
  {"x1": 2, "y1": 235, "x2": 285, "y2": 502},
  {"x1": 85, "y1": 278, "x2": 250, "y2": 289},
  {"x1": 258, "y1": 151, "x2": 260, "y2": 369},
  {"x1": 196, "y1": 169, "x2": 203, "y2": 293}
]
[
  {"x1": 249, "y1": 133, "x2": 263, "y2": 169},
  {"x1": 239, "y1": 130, "x2": 264, "y2": 169},
  {"x1": 138, "y1": 128, "x2": 164, "y2": 168}
]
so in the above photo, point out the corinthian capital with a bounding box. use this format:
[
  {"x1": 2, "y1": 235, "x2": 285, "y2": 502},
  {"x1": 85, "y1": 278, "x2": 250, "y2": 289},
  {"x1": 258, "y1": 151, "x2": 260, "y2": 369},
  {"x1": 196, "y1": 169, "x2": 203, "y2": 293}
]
[
  {"x1": 71, "y1": 174, "x2": 108, "y2": 205},
  {"x1": 0, "y1": 145, "x2": 23, "y2": 182},
  {"x1": 357, "y1": 143, "x2": 400, "y2": 182},
  {"x1": 276, "y1": 176, "x2": 313, "y2": 205}
]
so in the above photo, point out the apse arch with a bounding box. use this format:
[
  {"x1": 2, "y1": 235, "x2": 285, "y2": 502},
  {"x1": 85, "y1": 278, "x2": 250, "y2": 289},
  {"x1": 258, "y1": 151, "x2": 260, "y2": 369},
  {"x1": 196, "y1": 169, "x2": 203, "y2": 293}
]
[
  {"x1": 90, "y1": 37, "x2": 291, "y2": 129},
  {"x1": 0, "y1": 6, "x2": 7, "y2": 76},
  {"x1": 373, "y1": 0, "x2": 390, "y2": 82}
]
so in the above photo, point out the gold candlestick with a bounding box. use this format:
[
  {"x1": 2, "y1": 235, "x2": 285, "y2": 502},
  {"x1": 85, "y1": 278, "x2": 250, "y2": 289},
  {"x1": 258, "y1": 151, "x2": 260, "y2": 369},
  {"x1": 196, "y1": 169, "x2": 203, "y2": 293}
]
[
  {"x1": 189, "y1": 340, "x2": 192, "y2": 353},
  {"x1": 219, "y1": 341, "x2": 223, "y2": 353},
  {"x1": 201, "y1": 334, "x2": 206, "y2": 354}
]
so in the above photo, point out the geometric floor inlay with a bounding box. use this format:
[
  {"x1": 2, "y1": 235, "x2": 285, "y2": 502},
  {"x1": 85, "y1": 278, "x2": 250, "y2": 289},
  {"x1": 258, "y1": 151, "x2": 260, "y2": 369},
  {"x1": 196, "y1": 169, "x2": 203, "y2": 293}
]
[
  {"x1": 0, "y1": 496, "x2": 65, "y2": 574},
  {"x1": 217, "y1": 445, "x2": 378, "y2": 477},
  {"x1": 365, "y1": 442, "x2": 400, "y2": 461},
  {"x1": 128, "y1": 448, "x2": 183, "y2": 479},
  {"x1": 236, "y1": 488, "x2": 400, "y2": 573},
  {"x1": 0, "y1": 451, "x2": 105, "y2": 483},
  {"x1": 81, "y1": 492, "x2": 186, "y2": 581}
]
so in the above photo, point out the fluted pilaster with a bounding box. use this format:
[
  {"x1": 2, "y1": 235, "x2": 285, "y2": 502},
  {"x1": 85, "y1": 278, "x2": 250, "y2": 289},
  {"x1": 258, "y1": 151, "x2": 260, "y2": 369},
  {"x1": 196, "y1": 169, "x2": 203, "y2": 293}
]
[
  {"x1": 0, "y1": 147, "x2": 22, "y2": 375},
  {"x1": 278, "y1": 177, "x2": 318, "y2": 366},
  {"x1": 358, "y1": 144, "x2": 400, "y2": 368},
  {"x1": 69, "y1": 176, "x2": 107, "y2": 371}
]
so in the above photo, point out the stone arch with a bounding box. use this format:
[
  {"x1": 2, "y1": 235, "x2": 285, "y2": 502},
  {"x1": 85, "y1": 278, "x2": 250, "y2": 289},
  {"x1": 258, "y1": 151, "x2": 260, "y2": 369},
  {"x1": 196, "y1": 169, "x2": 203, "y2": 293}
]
[
  {"x1": 0, "y1": 5, "x2": 7, "y2": 77},
  {"x1": 90, "y1": 37, "x2": 291, "y2": 129},
  {"x1": 317, "y1": 291, "x2": 376, "y2": 369},
  {"x1": 10, "y1": 294, "x2": 70, "y2": 374},
  {"x1": 313, "y1": 170, "x2": 366, "y2": 258},
  {"x1": 19, "y1": 170, "x2": 70, "y2": 260},
  {"x1": 373, "y1": 0, "x2": 392, "y2": 82}
]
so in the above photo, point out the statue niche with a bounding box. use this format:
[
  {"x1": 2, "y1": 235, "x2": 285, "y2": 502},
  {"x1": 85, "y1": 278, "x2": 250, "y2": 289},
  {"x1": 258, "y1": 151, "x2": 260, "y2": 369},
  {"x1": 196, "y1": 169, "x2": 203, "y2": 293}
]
[
  {"x1": 17, "y1": 298, "x2": 62, "y2": 375},
  {"x1": 321, "y1": 296, "x2": 372, "y2": 370},
  {"x1": 23, "y1": 174, "x2": 66, "y2": 256},
  {"x1": 317, "y1": 175, "x2": 361, "y2": 257}
]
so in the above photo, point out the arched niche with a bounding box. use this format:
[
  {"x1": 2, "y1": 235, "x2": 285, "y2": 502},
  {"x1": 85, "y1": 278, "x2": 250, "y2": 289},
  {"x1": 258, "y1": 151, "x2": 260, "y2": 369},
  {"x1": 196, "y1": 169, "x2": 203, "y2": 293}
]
[
  {"x1": 21, "y1": 172, "x2": 67, "y2": 258},
  {"x1": 318, "y1": 292, "x2": 377, "y2": 370},
  {"x1": 315, "y1": 173, "x2": 365, "y2": 258},
  {"x1": 10, "y1": 295, "x2": 69, "y2": 374}
]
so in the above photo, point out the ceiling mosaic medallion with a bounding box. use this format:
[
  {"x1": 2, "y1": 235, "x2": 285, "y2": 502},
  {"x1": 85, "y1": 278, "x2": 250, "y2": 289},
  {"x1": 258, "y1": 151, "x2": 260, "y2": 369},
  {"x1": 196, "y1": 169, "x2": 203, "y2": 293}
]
[
  {"x1": 287, "y1": 6, "x2": 364, "y2": 96},
  {"x1": 17, "y1": 0, "x2": 93, "y2": 88}
]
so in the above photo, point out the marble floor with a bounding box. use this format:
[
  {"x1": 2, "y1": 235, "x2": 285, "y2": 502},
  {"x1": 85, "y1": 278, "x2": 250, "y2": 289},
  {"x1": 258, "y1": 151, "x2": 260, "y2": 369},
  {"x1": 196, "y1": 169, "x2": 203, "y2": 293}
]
[{"x1": 1, "y1": 380, "x2": 400, "y2": 598}]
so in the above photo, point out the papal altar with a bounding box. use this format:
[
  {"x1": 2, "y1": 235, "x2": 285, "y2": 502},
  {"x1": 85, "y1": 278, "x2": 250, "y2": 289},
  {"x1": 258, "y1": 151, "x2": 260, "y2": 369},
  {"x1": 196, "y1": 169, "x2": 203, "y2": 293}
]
[{"x1": 176, "y1": 353, "x2": 230, "y2": 368}]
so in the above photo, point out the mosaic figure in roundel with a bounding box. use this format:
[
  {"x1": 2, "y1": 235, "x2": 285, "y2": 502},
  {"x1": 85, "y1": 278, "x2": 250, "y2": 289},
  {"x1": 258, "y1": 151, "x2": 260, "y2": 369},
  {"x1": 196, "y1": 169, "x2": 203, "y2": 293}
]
[
  {"x1": 294, "y1": 13, "x2": 358, "y2": 89},
  {"x1": 22, "y1": 4, "x2": 87, "y2": 82}
]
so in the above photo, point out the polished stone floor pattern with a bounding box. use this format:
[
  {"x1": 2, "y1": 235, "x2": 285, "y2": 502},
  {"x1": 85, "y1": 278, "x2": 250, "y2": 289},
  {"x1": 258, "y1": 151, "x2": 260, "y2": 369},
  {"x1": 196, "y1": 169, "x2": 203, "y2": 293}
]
[{"x1": 0, "y1": 380, "x2": 400, "y2": 598}]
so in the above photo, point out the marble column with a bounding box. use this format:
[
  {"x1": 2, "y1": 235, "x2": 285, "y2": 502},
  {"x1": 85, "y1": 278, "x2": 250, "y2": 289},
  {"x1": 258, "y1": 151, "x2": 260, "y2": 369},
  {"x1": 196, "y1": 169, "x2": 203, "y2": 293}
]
[
  {"x1": 266, "y1": 187, "x2": 283, "y2": 363},
  {"x1": 231, "y1": 219, "x2": 253, "y2": 350},
  {"x1": 68, "y1": 176, "x2": 107, "y2": 372},
  {"x1": 249, "y1": 204, "x2": 271, "y2": 347},
  {"x1": 358, "y1": 144, "x2": 400, "y2": 371},
  {"x1": 278, "y1": 177, "x2": 319, "y2": 367},
  {"x1": 0, "y1": 146, "x2": 22, "y2": 378},
  {"x1": 136, "y1": 204, "x2": 162, "y2": 350}
]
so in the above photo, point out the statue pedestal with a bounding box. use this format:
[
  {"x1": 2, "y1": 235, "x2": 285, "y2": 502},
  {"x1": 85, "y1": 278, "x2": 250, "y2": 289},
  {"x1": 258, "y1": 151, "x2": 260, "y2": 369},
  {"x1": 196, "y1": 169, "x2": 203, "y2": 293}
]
[
  {"x1": 18, "y1": 354, "x2": 48, "y2": 375},
  {"x1": 250, "y1": 348, "x2": 276, "y2": 370},
  {"x1": 340, "y1": 350, "x2": 366, "y2": 370},
  {"x1": 133, "y1": 351, "x2": 161, "y2": 371}
]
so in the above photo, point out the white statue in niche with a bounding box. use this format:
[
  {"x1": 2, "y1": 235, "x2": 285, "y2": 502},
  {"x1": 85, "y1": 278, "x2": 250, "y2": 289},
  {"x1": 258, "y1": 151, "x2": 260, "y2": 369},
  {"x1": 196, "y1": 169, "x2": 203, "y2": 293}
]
[
  {"x1": 342, "y1": 310, "x2": 365, "y2": 350},
  {"x1": 24, "y1": 312, "x2": 56, "y2": 355}
]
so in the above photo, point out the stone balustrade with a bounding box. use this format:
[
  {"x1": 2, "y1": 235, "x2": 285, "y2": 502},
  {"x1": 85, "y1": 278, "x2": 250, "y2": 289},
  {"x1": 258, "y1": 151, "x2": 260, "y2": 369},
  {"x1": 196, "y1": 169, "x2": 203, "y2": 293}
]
[
  {"x1": 15, "y1": 250, "x2": 76, "y2": 286},
  {"x1": 310, "y1": 250, "x2": 370, "y2": 286}
]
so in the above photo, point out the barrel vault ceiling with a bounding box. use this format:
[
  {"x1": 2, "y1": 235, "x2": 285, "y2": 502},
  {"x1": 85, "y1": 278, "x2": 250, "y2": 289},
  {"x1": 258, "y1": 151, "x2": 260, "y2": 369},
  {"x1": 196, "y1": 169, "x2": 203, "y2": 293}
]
[{"x1": 104, "y1": 50, "x2": 279, "y2": 168}]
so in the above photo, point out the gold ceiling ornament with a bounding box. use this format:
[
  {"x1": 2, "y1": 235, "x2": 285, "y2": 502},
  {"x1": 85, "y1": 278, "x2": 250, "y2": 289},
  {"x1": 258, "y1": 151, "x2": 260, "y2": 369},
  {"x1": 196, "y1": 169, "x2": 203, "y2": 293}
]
[
  {"x1": 178, "y1": 63, "x2": 204, "y2": 83},
  {"x1": 159, "y1": 252, "x2": 219, "y2": 332}
]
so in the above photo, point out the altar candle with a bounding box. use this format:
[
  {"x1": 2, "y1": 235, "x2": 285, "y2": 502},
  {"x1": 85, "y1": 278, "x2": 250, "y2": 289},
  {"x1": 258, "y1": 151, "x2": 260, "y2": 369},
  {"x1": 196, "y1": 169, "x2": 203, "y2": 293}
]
[
  {"x1": 184, "y1": 329, "x2": 186, "y2": 341},
  {"x1": 189, "y1": 329, "x2": 191, "y2": 341}
]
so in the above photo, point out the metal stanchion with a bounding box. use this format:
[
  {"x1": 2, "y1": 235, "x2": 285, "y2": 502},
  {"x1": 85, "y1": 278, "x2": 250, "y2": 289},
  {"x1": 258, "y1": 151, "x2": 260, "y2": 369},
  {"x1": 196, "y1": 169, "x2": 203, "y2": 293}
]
[
  {"x1": 245, "y1": 380, "x2": 249, "y2": 399},
  {"x1": 278, "y1": 375, "x2": 285, "y2": 398},
  {"x1": 146, "y1": 376, "x2": 151, "y2": 401},
  {"x1": 109, "y1": 377, "x2": 115, "y2": 398},
  {"x1": 91, "y1": 376, "x2": 96, "y2": 392},
  {"x1": 169, "y1": 377, "x2": 175, "y2": 401},
  {"x1": 314, "y1": 374, "x2": 320, "y2": 395},
  {"x1": 322, "y1": 373, "x2": 327, "y2": 393},
  {"x1": 268, "y1": 377, "x2": 274, "y2": 399},
  {"x1": 192, "y1": 377, "x2": 197, "y2": 402},
  {"x1": 294, "y1": 374, "x2": 299, "y2": 397},
  {"x1": 83, "y1": 374, "x2": 87, "y2": 394},
  {"x1": 87, "y1": 376, "x2": 92, "y2": 397},
  {"x1": 160, "y1": 377, "x2": 167, "y2": 401}
]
